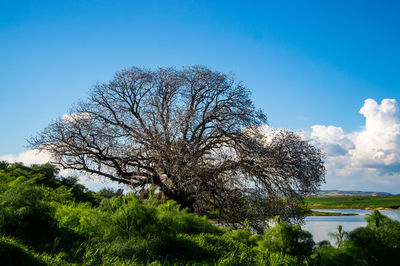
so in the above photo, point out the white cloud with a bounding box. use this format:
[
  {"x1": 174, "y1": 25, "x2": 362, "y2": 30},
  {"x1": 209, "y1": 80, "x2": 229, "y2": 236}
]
[
  {"x1": 310, "y1": 125, "x2": 354, "y2": 156},
  {"x1": 0, "y1": 149, "x2": 51, "y2": 165},
  {"x1": 351, "y1": 99, "x2": 400, "y2": 172},
  {"x1": 309, "y1": 98, "x2": 400, "y2": 191}
]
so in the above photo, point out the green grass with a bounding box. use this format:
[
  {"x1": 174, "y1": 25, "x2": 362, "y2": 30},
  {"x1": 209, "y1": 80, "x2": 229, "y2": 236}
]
[
  {"x1": 308, "y1": 210, "x2": 358, "y2": 216},
  {"x1": 305, "y1": 196, "x2": 400, "y2": 209}
]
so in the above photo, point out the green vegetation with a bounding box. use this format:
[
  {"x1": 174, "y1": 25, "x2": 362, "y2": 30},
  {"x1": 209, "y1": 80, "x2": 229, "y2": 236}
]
[
  {"x1": 306, "y1": 196, "x2": 400, "y2": 209},
  {"x1": 308, "y1": 211, "x2": 358, "y2": 216},
  {"x1": 1, "y1": 162, "x2": 400, "y2": 265},
  {"x1": 314, "y1": 210, "x2": 400, "y2": 265},
  {"x1": 0, "y1": 162, "x2": 303, "y2": 264}
]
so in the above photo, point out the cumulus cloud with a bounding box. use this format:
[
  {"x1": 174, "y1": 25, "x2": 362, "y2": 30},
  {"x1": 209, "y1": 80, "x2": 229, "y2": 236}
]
[
  {"x1": 310, "y1": 125, "x2": 354, "y2": 156},
  {"x1": 0, "y1": 149, "x2": 51, "y2": 165},
  {"x1": 309, "y1": 98, "x2": 400, "y2": 189},
  {"x1": 351, "y1": 99, "x2": 400, "y2": 172}
]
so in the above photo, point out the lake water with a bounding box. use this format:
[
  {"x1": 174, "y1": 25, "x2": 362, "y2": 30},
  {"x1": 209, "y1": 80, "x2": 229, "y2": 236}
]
[{"x1": 303, "y1": 209, "x2": 400, "y2": 244}]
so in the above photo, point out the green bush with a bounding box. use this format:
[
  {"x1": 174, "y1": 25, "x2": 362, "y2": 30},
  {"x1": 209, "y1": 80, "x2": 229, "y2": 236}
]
[
  {"x1": 94, "y1": 195, "x2": 223, "y2": 261},
  {"x1": 346, "y1": 211, "x2": 400, "y2": 265},
  {"x1": 0, "y1": 236, "x2": 70, "y2": 266},
  {"x1": 176, "y1": 233, "x2": 256, "y2": 262},
  {"x1": 155, "y1": 200, "x2": 221, "y2": 236},
  {"x1": 224, "y1": 229, "x2": 260, "y2": 247},
  {"x1": 5, "y1": 163, "x2": 400, "y2": 265},
  {"x1": 257, "y1": 216, "x2": 315, "y2": 259},
  {"x1": 314, "y1": 210, "x2": 400, "y2": 266},
  {"x1": 313, "y1": 246, "x2": 363, "y2": 265},
  {"x1": 0, "y1": 183, "x2": 57, "y2": 250},
  {"x1": 0, "y1": 236, "x2": 46, "y2": 266}
]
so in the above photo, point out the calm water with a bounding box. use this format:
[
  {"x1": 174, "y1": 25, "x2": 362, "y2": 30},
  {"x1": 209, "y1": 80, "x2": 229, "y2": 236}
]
[{"x1": 303, "y1": 209, "x2": 400, "y2": 244}]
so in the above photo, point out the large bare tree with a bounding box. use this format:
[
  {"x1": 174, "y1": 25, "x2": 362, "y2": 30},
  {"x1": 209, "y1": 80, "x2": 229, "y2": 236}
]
[{"x1": 31, "y1": 66, "x2": 325, "y2": 232}]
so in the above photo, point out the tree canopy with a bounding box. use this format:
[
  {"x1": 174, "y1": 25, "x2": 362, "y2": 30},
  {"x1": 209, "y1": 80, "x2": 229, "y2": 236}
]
[{"x1": 31, "y1": 66, "x2": 325, "y2": 231}]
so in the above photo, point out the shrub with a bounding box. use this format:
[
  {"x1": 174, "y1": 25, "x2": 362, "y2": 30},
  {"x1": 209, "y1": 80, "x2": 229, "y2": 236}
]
[
  {"x1": 0, "y1": 236, "x2": 70, "y2": 266},
  {"x1": 313, "y1": 246, "x2": 362, "y2": 265},
  {"x1": 0, "y1": 236, "x2": 46, "y2": 266},
  {"x1": 0, "y1": 183, "x2": 57, "y2": 250},
  {"x1": 257, "y1": 216, "x2": 315, "y2": 259}
]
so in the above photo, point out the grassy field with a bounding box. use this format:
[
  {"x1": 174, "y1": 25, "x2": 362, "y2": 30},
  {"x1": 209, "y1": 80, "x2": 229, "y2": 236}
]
[
  {"x1": 305, "y1": 196, "x2": 400, "y2": 209},
  {"x1": 308, "y1": 210, "x2": 358, "y2": 216}
]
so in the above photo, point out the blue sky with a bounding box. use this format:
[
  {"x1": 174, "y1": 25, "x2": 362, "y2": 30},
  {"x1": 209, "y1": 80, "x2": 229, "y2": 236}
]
[{"x1": 1, "y1": 1, "x2": 399, "y2": 192}]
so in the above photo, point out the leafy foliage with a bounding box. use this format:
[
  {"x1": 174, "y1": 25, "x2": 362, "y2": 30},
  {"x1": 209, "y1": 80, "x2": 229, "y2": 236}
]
[
  {"x1": 328, "y1": 225, "x2": 348, "y2": 248},
  {"x1": 1, "y1": 162, "x2": 400, "y2": 265},
  {"x1": 0, "y1": 236, "x2": 47, "y2": 266},
  {"x1": 345, "y1": 210, "x2": 400, "y2": 265},
  {"x1": 257, "y1": 216, "x2": 315, "y2": 259},
  {"x1": 0, "y1": 183, "x2": 57, "y2": 249},
  {"x1": 314, "y1": 210, "x2": 400, "y2": 265}
]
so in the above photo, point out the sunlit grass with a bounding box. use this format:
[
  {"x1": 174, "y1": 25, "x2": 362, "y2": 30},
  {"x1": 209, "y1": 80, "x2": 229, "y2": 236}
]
[{"x1": 305, "y1": 196, "x2": 400, "y2": 209}]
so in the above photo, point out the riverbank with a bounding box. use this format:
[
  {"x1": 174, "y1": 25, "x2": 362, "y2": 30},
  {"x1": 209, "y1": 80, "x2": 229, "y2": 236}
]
[
  {"x1": 308, "y1": 210, "x2": 358, "y2": 216},
  {"x1": 305, "y1": 196, "x2": 400, "y2": 210}
]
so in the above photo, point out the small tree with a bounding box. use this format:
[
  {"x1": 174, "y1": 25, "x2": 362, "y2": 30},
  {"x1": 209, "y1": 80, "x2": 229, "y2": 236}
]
[
  {"x1": 258, "y1": 216, "x2": 315, "y2": 258},
  {"x1": 31, "y1": 66, "x2": 325, "y2": 231},
  {"x1": 328, "y1": 225, "x2": 348, "y2": 248}
]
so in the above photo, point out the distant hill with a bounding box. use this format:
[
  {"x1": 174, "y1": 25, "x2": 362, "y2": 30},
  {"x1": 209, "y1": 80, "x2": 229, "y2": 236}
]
[{"x1": 312, "y1": 190, "x2": 398, "y2": 197}]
